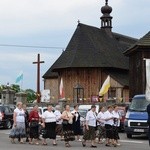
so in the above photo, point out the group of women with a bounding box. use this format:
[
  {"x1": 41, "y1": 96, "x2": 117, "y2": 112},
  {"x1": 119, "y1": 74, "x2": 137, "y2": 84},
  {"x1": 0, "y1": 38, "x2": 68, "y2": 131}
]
[
  {"x1": 9, "y1": 102, "x2": 121, "y2": 148},
  {"x1": 82, "y1": 105, "x2": 121, "y2": 147},
  {"x1": 9, "y1": 102, "x2": 81, "y2": 147}
]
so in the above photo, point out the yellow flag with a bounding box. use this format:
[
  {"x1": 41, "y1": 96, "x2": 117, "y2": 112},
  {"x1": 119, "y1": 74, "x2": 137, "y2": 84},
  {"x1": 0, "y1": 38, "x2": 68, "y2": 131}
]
[{"x1": 99, "y1": 75, "x2": 110, "y2": 96}]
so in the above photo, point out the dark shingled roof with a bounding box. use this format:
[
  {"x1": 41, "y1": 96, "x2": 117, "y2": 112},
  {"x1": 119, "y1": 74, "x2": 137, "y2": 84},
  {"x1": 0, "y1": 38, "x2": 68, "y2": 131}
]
[
  {"x1": 43, "y1": 23, "x2": 137, "y2": 78},
  {"x1": 124, "y1": 31, "x2": 150, "y2": 55},
  {"x1": 43, "y1": 67, "x2": 58, "y2": 79}
]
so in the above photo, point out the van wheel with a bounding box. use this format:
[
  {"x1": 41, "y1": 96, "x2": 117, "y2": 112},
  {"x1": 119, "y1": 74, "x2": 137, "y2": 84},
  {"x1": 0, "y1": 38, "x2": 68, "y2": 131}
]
[
  {"x1": 5, "y1": 120, "x2": 12, "y2": 129},
  {"x1": 127, "y1": 133, "x2": 132, "y2": 138}
]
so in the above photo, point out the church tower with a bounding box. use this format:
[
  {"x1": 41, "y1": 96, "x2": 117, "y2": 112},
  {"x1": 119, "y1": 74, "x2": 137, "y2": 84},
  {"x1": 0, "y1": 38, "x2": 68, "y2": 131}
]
[{"x1": 100, "y1": 0, "x2": 113, "y2": 32}]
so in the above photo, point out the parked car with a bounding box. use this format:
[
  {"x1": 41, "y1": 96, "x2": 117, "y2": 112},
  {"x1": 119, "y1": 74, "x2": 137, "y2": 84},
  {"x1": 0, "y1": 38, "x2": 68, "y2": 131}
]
[
  {"x1": 124, "y1": 95, "x2": 149, "y2": 138},
  {"x1": 117, "y1": 106, "x2": 126, "y2": 131},
  {"x1": 0, "y1": 105, "x2": 13, "y2": 129},
  {"x1": 26, "y1": 106, "x2": 48, "y2": 117},
  {"x1": 79, "y1": 104, "x2": 99, "y2": 113}
]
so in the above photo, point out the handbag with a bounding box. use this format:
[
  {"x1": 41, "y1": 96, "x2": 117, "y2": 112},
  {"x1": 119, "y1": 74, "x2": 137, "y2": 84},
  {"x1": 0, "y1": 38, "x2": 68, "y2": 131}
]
[
  {"x1": 40, "y1": 128, "x2": 47, "y2": 135},
  {"x1": 62, "y1": 119, "x2": 68, "y2": 125},
  {"x1": 30, "y1": 121, "x2": 39, "y2": 127}
]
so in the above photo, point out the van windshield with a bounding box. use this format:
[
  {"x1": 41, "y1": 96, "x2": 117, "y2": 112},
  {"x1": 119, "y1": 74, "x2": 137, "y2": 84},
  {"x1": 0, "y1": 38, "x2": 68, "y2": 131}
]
[{"x1": 129, "y1": 98, "x2": 150, "y2": 111}]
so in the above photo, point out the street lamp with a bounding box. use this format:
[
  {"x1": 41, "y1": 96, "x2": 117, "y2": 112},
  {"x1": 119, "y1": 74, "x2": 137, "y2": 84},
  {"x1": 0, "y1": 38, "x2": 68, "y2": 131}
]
[{"x1": 73, "y1": 83, "x2": 84, "y2": 103}]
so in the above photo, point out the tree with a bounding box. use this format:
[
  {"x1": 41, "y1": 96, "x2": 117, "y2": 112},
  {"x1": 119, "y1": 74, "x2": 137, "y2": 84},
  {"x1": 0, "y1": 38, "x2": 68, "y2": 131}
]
[
  {"x1": 25, "y1": 89, "x2": 36, "y2": 103},
  {"x1": 10, "y1": 84, "x2": 20, "y2": 93}
]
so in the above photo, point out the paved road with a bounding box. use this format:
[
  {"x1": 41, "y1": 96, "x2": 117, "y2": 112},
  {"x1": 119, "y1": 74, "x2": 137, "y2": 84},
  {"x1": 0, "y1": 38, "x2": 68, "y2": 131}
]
[{"x1": 0, "y1": 129, "x2": 149, "y2": 150}]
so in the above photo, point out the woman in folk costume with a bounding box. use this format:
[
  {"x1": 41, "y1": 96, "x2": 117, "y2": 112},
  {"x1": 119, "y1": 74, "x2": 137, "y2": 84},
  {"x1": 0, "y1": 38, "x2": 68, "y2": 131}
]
[
  {"x1": 71, "y1": 104, "x2": 82, "y2": 141},
  {"x1": 9, "y1": 102, "x2": 26, "y2": 144},
  {"x1": 112, "y1": 105, "x2": 121, "y2": 146},
  {"x1": 54, "y1": 105, "x2": 63, "y2": 139},
  {"x1": 29, "y1": 105, "x2": 40, "y2": 145},
  {"x1": 97, "y1": 106, "x2": 106, "y2": 144},
  {"x1": 82, "y1": 105, "x2": 97, "y2": 148},
  {"x1": 22, "y1": 104, "x2": 30, "y2": 142},
  {"x1": 104, "y1": 105, "x2": 114, "y2": 147},
  {"x1": 61, "y1": 104, "x2": 75, "y2": 147},
  {"x1": 42, "y1": 105, "x2": 57, "y2": 146}
]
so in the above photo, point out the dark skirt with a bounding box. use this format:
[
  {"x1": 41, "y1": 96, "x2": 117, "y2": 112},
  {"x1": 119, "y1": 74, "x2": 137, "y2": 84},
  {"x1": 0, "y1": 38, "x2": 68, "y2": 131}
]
[
  {"x1": 29, "y1": 125, "x2": 39, "y2": 139},
  {"x1": 105, "y1": 124, "x2": 113, "y2": 139},
  {"x1": 43, "y1": 122, "x2": 56, "y2": 139},
  {"x1": 83, "y1": 126, "x2": 96, "y2": 141},
  {"x1": 98, "y1": 125, "x2": 106, "y2": 139},
  {"x1": 56, "y1": 124, "x2": 63, "y2": 136},
  {"x1": 113, "y1": 126, "x2": 119, "y2": 140},
  {"x1": 63, "y1": 123, "x2": 75, "y2": 142},
  {"x1": 72, "y1": 120, "x2": 81, "y2": 135}
]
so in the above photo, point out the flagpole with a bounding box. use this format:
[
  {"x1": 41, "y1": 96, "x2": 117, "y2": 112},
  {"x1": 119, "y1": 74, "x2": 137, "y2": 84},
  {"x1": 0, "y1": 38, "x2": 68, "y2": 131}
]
[{"x1": 20, "y1": 76, "x2": 23, "y2": 91}]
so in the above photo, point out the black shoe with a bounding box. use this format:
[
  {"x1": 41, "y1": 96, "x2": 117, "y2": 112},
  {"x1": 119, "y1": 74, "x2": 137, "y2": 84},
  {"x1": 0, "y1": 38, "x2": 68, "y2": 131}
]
[
  {"x1": 82, "y1": 142, "x2": 86, "y2": 147},
  {"x1": 26, "y1": 138, "x2": 29, "y2": 142},
  {"x1": 91, "y1": 145, "x2": 97, "y2": 148},
  {"x1": 105, "y1": 144, "x2": 111, "y2": 147}
]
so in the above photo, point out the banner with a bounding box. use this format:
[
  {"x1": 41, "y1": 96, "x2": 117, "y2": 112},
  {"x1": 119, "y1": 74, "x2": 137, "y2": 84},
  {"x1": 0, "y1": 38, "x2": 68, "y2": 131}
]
[
  {"x1": 146, "y1": 59, "x2": 150, "y2": 101},
  {"x1": 59, "y1": 77, "x2": 65, "y2": 99},
  {"x1": 99, "y1": 75, "x2": 110, "y2": 96},
  {"x1": 41, "y1": 89, "x2": 50, "y2": 102},
  {"x1": 15, "y1": 71, "x2": 23, "y2": 84}
]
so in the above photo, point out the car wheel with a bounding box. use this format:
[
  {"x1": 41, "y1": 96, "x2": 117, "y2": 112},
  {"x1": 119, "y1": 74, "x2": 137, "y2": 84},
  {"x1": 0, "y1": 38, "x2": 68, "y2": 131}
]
[
  {"x1": 5, "y1": 120, "x2": 12, "y2": 129},
  {"x1": 127, "y1": 133, "x2": 132, "y2": 138}
]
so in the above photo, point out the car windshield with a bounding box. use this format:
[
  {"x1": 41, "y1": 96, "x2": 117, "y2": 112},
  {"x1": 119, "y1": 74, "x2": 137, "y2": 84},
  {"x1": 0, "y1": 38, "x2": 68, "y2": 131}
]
[
  {"x1": 43, "y1": 108, "x2": 47, "y2": 112},
  {"x1": 129, "y1": 98, "x2": 150, "y2": 111},
  {"x1": 78, "y1": 109, "x2": 87, "y2": 118},
  {"x1": 0, "y1": 106, "x2": 4, "y2": 112}
]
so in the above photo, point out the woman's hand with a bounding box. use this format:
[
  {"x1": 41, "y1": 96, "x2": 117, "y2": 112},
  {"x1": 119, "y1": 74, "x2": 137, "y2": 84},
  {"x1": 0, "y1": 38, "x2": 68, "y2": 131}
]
[
  {"x1": 86, "y1": 125, "x2": 89, "y2": 130},
  {"x1": 42, "y1": 123, "x2": 45, "y2": 128},
  {"x1": 14, "y1": 123, "x2": 17, "y2": 127},
  {"x1": 65, "y1": 117, "x2": 70, "y2": 121}
]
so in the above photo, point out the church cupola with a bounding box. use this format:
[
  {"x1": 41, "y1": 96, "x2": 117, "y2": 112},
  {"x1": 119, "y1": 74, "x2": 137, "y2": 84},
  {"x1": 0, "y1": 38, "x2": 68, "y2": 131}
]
[{"x1": 100, "y1": 0, "x2": 113, "y2": 31}]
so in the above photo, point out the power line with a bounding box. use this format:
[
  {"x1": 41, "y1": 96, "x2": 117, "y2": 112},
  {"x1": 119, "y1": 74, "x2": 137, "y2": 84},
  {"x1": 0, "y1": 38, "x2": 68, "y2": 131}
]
[{"x1": 0, "y1": 44, "x2": 64, "y2": 49}]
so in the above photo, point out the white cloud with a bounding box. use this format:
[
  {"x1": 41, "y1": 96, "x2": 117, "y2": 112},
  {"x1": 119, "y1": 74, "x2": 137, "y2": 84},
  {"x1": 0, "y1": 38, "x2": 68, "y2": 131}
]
[
  {"x1": 0, "y1": 0, "x2": 99, "y2": 36},
  {"x1": 0, "y1": 0, "x2": 149, "y2": 37}
]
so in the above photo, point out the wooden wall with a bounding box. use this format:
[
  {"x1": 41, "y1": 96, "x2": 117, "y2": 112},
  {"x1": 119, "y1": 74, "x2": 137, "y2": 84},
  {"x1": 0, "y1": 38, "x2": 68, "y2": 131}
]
[
  {"x1": 44, "y1": 78, "x2": 58, "y2": 103},
  {"x1": 61, "y1": 68, "x2": 103, "y2": 103},
  {"x1": 129, "y1": 49, "x2": 150, "y2": 98},
  {"x1": 44, "y1": 68, "x2": 129, "y2": 103}
]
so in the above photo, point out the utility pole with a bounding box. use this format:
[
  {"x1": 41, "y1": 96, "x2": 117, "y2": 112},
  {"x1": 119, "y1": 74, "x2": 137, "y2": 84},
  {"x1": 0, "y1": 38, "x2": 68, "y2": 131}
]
[{"x1": 33, "y1": 53, "x2": 44, "y2": 103}]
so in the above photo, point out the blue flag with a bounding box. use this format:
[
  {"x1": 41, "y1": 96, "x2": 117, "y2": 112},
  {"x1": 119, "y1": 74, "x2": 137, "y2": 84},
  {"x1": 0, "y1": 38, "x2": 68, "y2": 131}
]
[{"x1": 15, "y1": 72, "x2": 23, "y2": 83}]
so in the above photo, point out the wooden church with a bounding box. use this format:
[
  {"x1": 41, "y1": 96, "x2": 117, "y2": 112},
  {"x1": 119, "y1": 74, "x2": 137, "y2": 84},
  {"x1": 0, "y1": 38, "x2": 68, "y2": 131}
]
[{"x1": 43, "y1": 0, "x2": 140, "y2": 103}]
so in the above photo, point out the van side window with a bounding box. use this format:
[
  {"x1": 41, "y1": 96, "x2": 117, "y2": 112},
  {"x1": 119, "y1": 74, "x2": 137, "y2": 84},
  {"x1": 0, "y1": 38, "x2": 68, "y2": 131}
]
[{"x1": 4, "y1": 107, "x2": 9, "y2": 113}]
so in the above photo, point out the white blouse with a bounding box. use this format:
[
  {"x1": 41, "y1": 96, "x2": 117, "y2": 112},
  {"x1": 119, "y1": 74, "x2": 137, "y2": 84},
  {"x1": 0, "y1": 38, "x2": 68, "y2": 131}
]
[
  {"x1": 112, "y1": 110, "x2": 120, "y2": 127},
  {"x1": 14, "y1": 108, "x2": 25, "y2": 123},
  {"x1": 104, "y1": 110, "x2": 114, "y2": 126},
  {"x1": 71, "y1": 110, "x2": 79, "y2": 121},
  {"x1": 42, "y1": 110, "x2": 56, "y2": 123},
  {"x1": 86, "y1": 110, "x2": 97, "y2": 127},
  {"x1": 54, "y1": 110, "x2": 62, "y2": 124},
  {"x1": 97, "y1": 111, "x2": 105, "y2": 126}
]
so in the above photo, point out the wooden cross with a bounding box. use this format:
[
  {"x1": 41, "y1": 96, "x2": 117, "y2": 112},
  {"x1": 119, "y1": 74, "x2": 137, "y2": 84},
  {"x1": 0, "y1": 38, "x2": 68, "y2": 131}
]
[
  {"x1": 33, "y1": 53, "x2": 44, "y2": 103},
  {"x1": 105, "y1": 0, "x2": 108, "y2": 5}
]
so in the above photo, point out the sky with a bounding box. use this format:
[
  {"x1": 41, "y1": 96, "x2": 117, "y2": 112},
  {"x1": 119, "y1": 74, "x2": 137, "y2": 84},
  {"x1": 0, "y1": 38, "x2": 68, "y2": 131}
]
[{"x1": 0, "y1": 0, "x2": 150, "y2": 91}]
